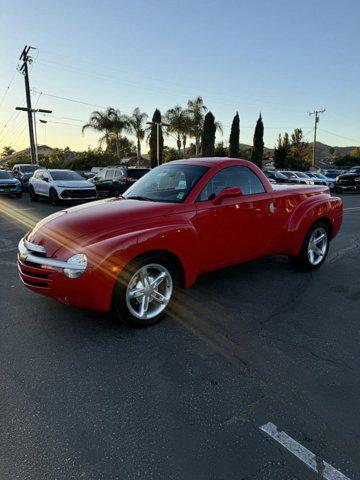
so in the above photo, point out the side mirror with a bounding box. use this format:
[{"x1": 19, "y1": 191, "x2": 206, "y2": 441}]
[
  {"x1": 212, "y1": 187, "x2": 243, "y2": 205},
  {"x1": 43, "y1": 177, "x2": 49, "y2": 182}
]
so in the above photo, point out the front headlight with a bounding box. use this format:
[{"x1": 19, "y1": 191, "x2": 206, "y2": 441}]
[
  {"x1": 63, "y1": 253, "x2": 88, "y2": 279},
  {"x1": 335, "y1": 176, "x2": 340, "y2": 182}
]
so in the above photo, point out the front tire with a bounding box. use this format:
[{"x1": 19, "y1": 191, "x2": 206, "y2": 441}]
[
  {"x1": 29, "y1": 186, "x2": 38, "y2": 202},
  {"x1": 49, "y1": 188, "x2": 59, "y2": 205},
  {"x1": 112, "y1": 255, "x2": 177, "y2": 328},
  {"x1": 289, "y1": 221, "x2": 330, "y2": 271}
]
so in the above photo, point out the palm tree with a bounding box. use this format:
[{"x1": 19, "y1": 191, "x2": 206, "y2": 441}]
[
  {"x1": 187, "y1": 96, "x2": 207, "y2": 156},
  {"x1": 164, "y1": 105, "x2": 191, "y2": 155},
  {"x1": 82, "y1": 107, "x2": 130, "y2": 159},
  {"x1": 127, "y1": 107, "x2": 148, "y2": 160}
]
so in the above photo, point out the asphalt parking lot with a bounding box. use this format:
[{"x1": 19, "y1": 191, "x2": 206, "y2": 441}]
[{"x1": 0, "y1": 192, "x2": 359, "y2": 480}]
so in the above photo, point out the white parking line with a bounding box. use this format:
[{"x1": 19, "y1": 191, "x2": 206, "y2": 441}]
[
  {"x1": 344, "y1": 207, "x2": 360, "y2": 211},
  {"x1": 260, "y1": 422, "x2": 351, "y2": 479}
]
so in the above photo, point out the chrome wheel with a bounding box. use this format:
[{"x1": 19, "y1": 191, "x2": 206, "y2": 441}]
[
  {"x1": 126, "y1": 263, "x2": 173, "y2": 320},
  {"x1": 307, "y1": 227, "x2": 328, "y2": 265}
]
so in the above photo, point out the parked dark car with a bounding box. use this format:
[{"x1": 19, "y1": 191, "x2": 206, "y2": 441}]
[
  {"x1": 334, "y1": 166, "x2": 360, "y2": 192},
  {"x1": 12, "y1": 164, "x2": 41, "y2": 191},
  {"x1": 0, "y1": 170, "x2": 22, "y2": 197},
  {"x1": 91, "y1": 167, "x2": 150, "y2": 197},
  {"x1": 263, "y1": 170, "x2": 295, "y2": 184}
]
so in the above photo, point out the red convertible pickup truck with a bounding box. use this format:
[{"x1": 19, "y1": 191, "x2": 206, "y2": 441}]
[{"x1": 18, "y1": 158, "x2": 343, "y2": 327}]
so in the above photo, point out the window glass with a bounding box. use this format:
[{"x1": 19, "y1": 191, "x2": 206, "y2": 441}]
[
  {"x1": 105, "y1": 169, "x2": 115, "y2": 179},
  {"x1": 198, "y1": 166, "x2": 265, "y2": 201},
  {"x1": 113, "y1": 169, "x2": 125, "y2": 179},
  {"x1": 0, "y1": 170, "x2": 12, "y2": 179},
  {"x1": 127, "y1": 169, "x2": 150, "y2": 180},
  {"x1": 50, "y1": 171, "x2": 83, "y2": 181},
  {"x1": 124, "y1": 164, "x2": 209, "y2": 203}
]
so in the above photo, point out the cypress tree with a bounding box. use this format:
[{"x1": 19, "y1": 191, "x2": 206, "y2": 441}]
[
  {"x1": 228, "y1": 111, "x2": 240, "y2": 158},
  {"x1": 201, "y1": 111, "x2": 216, "y2": 157},
  {"x1": 250, "y1": 113, "x2": 264, "y2": 168},
  {"x1": 149, "y1": 109, "x2": 164, "y2": 167}
]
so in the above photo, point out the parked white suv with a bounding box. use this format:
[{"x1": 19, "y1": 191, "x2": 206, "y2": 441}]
[{"x1": 29, "y1": 169, "x2": 97, "y2": 205}]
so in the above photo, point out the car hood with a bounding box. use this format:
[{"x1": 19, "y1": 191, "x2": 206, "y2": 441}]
[
  {"x1": 0, "y1": 179, "x2": 19, "y2": 184},
  {"x1": 26, "y1": 198, "x2": 179, "y2": 256},
  {"x1": 338, "y1": 173, "x2": 360, "y2": 179},
  {"x1": 53, "y1": 180, "x2": 94, "y2": 188}
]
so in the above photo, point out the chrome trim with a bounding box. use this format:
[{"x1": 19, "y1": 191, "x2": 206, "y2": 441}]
[
  {"x1": 24, "y1": 239, "x2": 47, "y2": 255},
  {"x1": 18, "y1": 238, "x2": 86, "y2": 272}
]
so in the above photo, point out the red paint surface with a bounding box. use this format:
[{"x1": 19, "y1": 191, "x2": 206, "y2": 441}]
[{"x1": 18, "y1": 159, "x2": 343, "y2": 312}]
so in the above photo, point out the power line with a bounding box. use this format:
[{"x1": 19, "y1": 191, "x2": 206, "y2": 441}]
[
  {"x1": 318, "y1": 128, "x2": 360, "y2": 145},
  {"x1": 0, "y1": 70, "x2": 17, "y2": 111}
]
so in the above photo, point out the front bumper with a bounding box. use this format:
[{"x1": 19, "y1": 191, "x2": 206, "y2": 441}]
[
  {"x1": 0, "y1": 183, "x2": 22, "y2": 194},
  {"x1": 17, "y1": 238, "x2": 114, "y2": 312},
  {"x1": 58, "y1": 188, "x2": 97, "y2": 200}
]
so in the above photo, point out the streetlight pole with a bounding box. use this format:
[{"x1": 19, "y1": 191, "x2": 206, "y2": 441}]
[{"x1": 147, "y1": 121, "x2": 170, "y2": 166}]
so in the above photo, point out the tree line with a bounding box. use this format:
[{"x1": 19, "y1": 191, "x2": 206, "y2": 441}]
[{"x1": 81, "y1": 96, "x2": 265, "y2": 169}]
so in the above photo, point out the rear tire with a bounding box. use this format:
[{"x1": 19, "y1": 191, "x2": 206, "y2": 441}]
[
  {"x1": 49, "y1": 188, "x2": 59, "y2": 206},
  {"x1": 29, "y1": 186, "x2": 38, "y2": 202},
  {"x1": 112, "y1": 255, "x2": 178, "y2": 328},
  {"x1": 289, "y1": 221, "x2": 330, "y2": 271}
]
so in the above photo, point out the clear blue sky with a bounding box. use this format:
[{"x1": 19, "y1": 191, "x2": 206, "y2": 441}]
[{"x1": 0, "y1": 0, "x2": 359, "y2": 152}]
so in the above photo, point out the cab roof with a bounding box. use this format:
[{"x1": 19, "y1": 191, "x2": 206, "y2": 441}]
[{"x1": 170, "y1": 157, "x2": 251, "y2": 167}]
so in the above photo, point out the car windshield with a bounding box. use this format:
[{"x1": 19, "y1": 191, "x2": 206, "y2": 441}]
[
  {"x1": 0, "y1": 170, "x2": 12, "y2": 179},
  {"x1": 315, "y1": 173, "x2": 327, "y2": 179},
  {"x1": 19, "y1": 165, "x2": 39, "y2": 173},
  {"x1": 126, "y1": 169, "x2": 149, "y2": 179},
  {"x1": 123, "y1": 164, "x2": 209, "y2": 203},
  {"x1": 281, "y1": 171, "x2": 296, "y2": 178},
  {"x1": 349, "y1": 168, "x2": 360, "y2": 173},
  {"x1": 50, "y1": 171, "x2": 84, "y2": 181},
  {"x1": 294, "y1": 172, "x2": 309, "y2": 178},
  {"x1": 325, "y1": 172, "x2": 338, "y2": 178}
]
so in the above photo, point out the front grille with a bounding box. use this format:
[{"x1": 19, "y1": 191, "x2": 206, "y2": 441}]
[
  {"x1": 61, "y1": 189, "x2": 97, "y2": 199},
  {"x1": 0, "y1": 184, "x2": 16, "y2": 190},
  {"x1": 23, "y1": 279, "x2": 49, "y2": 288},
  {"x1": 339, "y1": 179, "x2": 355, "y2": 185},
  {"x1": 21, "y1": 268, "x2": 49, "y2": 279}
]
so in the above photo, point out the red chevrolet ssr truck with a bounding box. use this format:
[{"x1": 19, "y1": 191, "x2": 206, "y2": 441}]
[{"x1": 18, "y1": 158, "x2": 343, "y2": 327}]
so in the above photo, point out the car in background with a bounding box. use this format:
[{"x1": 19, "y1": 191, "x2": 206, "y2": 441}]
[
  {"x1": 0, "y1": 170, "x2": 22, "y2": 198},
  {"x1": 309, "y1": 172, "x2": 336, "y2": 189},
  {"x1": 12, "y1": 164, "x2": 40, "y2": 190},
  {"x1": 91, "y1": 166, "x2": 150, "y2": 197},
  {"x1": 322, "y1": 169, "x2": 343, "y2": 181},
  {"x1": 278, "y1": 171, "x2": 311, "y2": 184},
  {"x1": 304, "y1": 172, "x2": 329, "y2": 186},
  {"x1": 29, "y1": 169, "x2": 97, "y2": 205},
  {"x1": 334, "y1": 166, "x2": 360, "y2": 192},
  {"x1": 263, "y1": 170, "x2": 295, "y2": 184},
  {"x1": 83, "y1": 166, "x2": 104, "y2": 179}
]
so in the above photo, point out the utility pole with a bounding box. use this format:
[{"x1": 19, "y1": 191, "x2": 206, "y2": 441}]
[
  {"x1": 16, "y1": 107, "x2": 52, "y2": 163},
  {"x1": 147, "y1": 121, "x2": 170, "y2": 166},
  {"x1": 309, "y1": 109, "x2": 325, "y2": 168},
  {"x1": 18, "y1": 46, "x2": 37, "y2": 164}
]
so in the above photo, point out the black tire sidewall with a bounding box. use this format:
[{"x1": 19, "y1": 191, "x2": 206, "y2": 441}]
[
  {"x1": 49, "y1": 189, "x2": 59, "y2": 205},
  {"x1": 112, "y1": 255, "x2": 178, "y2": 328},
  {"x1": 291, "y1": 221, "x2": 330, "y2": 271},
  {"x1": 29, "y1": 186, "x2": 38, "y2": 201}
]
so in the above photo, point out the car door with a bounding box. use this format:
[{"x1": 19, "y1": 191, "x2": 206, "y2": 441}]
[
  {"x1": 30, "y1": 171, "x2": 41, "y2": 193},
  {"x1": 194, "y1": 166, "x2": 275, "y2": 272},
  {"x1": 39, "y1": 172, "x2": 51, "y2": 196}
]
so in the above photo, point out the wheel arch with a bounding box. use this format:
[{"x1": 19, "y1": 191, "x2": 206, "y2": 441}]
[{"x1": 121, "y1": 249, "x2": 186, "y2": 287}]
